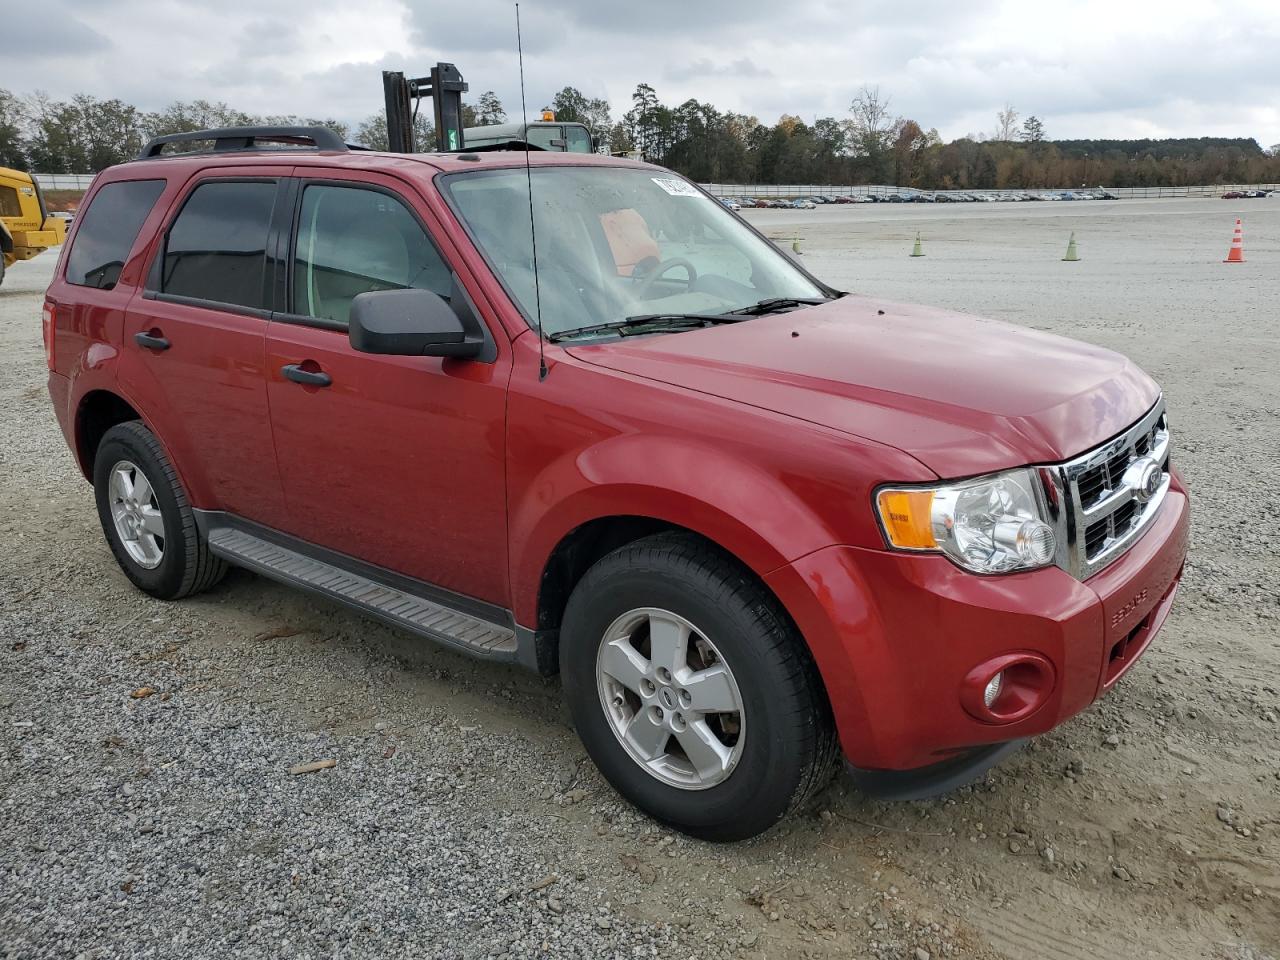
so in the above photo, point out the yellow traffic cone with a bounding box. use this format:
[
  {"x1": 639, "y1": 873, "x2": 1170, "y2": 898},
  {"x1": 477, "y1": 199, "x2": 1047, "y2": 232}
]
[
  {"x1": 1062, "y1": 232, "x2": 1080, "y2": 262},
  {"x1": 910, "y1": 232, "x2": 925, "y2": 257}
]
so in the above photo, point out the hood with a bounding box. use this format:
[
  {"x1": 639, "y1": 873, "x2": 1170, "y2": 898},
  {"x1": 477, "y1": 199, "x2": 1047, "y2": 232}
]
[{"x1": 566, "y1": 295, "x2": 1160, "y2": 478}]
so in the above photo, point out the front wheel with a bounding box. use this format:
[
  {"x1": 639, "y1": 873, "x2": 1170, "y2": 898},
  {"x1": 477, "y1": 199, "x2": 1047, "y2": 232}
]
[{"x1": 560, "y1": 534, "x2": 837, "y2": 841}]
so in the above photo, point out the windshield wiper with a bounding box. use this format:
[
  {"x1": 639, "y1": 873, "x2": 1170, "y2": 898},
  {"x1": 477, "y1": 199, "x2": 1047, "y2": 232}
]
[
  {"x1": 548, "y1": 313, "x2": 737, "y2": 343},
  {"x1": 720, "y1": 296, "x2": 832, "y2": 317},
  {"x1": 548, "y1": 299, "x2": 832, "y2": 343}
]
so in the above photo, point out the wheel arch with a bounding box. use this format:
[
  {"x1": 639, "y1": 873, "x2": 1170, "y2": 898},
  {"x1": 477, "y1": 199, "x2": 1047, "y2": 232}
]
[
  {"x1": 531, "y1": 514, "x2": 835, "y2": 714},
  {"x1": 536, "y1": 515, "x2": 704, "y2": 633},
  {"x1": 74, "y1": 389, "x2": 143, "y2": 481},
  {"x1": 71, "y1": 385, "x2": 211, "y2": 508}
]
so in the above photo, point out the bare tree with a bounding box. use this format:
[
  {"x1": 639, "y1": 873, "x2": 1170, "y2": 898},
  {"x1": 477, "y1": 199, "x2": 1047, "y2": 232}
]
[
  {"x1": 994, "y1": 104, "x2": 1020, "y2": 142},
  {"x1": 848, "y1": 85, "x2": 894, "y2": 155},
  {"x1": 848, "y1": 85, "x2": 897, "y2": 180}
]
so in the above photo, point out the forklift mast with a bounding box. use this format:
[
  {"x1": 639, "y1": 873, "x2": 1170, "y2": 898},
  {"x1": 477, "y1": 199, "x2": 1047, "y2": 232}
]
[{"x1": 382, "y1": 63, "x2": 469, "y2": 153}]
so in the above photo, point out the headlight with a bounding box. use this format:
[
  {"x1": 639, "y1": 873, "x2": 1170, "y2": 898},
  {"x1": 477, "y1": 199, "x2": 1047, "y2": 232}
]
[{"x1": 875, "y1": 468, "x2": 1057, "y2": 574}]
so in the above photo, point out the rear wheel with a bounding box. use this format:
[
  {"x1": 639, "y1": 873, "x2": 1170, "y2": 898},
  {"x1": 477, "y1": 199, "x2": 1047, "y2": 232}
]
[
  {"x1": 93, "y1": 421, "x2": 226, "y2": 600},
  {"x1": 560, "y1": 533, "x2": 837, "y2": 841}
]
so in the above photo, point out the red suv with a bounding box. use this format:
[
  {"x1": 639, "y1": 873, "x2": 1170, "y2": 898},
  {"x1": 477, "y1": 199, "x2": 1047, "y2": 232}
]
[{"x1": 44, "y1": 127, "x2": 1189, "y2": 840}]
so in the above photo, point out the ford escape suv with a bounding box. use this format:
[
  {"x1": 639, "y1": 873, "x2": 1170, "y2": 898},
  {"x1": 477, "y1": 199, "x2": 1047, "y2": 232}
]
[{"x1": 43, "y1": 127, "x2": 1190, "y2": 840}]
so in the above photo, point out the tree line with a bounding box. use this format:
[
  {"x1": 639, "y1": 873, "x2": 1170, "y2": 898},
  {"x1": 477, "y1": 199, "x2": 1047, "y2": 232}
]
[
  {"x1": 3, "y1": 84, "x2": 1277, "y2": 189},
  {"x1": 610, "y1": 87, "x2": 1280, "y2": 188}
]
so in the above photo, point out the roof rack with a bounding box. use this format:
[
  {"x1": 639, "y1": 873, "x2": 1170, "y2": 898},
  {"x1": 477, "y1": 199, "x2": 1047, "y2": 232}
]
[{"x1": 137, "y1": 125, "x2": 349, "y2": 159}]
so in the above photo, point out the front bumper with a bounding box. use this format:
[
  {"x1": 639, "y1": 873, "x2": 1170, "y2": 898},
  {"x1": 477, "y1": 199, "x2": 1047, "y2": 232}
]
[{"x1": 766, "y1": 473, "x2": 1190, "y2": 771}]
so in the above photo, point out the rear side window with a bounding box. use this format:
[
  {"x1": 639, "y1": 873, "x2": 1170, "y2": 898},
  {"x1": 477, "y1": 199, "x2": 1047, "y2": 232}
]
[
  {"x1": 162, "y1": 180, "x2": 276, "y2": 310},
  {"x1": 65, "y1": 179, "x2": 166, "y2": 289}
]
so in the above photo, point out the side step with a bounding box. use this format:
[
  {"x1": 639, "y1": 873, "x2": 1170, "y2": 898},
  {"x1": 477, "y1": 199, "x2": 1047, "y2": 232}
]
[{"x1": 205, "y1": 525, "x2": 518, "y2": 660}]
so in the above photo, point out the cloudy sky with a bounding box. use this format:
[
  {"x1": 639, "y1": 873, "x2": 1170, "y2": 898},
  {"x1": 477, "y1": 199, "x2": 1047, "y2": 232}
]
[{"x1": 10, "y1": 0, "x2": 1280, "y2": 147}]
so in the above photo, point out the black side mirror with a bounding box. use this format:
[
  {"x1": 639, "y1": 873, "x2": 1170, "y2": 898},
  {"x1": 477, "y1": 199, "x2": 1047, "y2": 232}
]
[{"x1": 348, "y1": 288, "x2": 483, "y2": 359}]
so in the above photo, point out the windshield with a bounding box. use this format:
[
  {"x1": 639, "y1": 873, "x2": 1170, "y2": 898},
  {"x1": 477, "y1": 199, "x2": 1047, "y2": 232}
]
[{"x1": 441, "y1": 166, "x2": 827, "y2": 338}]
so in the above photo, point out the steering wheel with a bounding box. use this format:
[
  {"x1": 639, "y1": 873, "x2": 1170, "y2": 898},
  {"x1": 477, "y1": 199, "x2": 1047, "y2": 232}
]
[{"x1": 636, "y1": 257, "x2": 699, "y2": 299}]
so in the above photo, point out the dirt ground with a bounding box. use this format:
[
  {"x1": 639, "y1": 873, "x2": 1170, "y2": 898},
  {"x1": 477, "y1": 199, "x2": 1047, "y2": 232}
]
[{"x1": 2, "y1": 197, "x2": 1278, "y2": 960}]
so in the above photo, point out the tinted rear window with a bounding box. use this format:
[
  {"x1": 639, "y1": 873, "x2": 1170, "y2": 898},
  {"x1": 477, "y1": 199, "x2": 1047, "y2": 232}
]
[
  {"x1": 161, "y1": 180, "x2": 277, "y2": 310},
  {"x1": 65, "y1": 179, "x2": 166, "y2": 289}
]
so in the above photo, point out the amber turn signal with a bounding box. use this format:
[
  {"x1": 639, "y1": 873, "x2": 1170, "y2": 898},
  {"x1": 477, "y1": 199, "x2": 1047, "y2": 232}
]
[{"x1": 876, "y1": 489, "x2": 937, "y2": 550}]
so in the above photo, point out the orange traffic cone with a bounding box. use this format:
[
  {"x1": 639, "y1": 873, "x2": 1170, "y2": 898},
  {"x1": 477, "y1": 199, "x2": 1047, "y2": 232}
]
[{"x1": 1224, "y1": 219, "x2": 1245, "y2": 262}]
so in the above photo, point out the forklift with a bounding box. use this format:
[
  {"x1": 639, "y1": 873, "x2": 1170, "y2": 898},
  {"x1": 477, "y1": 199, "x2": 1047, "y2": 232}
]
[{"x1": 381, "y1": 64, "x2": 596, "y2": 154}]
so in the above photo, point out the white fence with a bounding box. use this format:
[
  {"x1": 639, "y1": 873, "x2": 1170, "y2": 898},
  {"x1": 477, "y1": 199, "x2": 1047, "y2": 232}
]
[
  {"x1": 31, "y1": 173, "x2": 98, "y2": 191},
  {"x1": 30, "y1": 172, "x2": 1278, "y2": 200},
  {"x1": 701, "y1": 182, "x2": 1279, "y2": 200}
]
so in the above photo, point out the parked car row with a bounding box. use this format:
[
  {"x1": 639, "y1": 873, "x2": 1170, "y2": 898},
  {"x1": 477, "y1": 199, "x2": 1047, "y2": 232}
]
[
  {"x1": 719, "y1": 197, "x2": 818, "y2": 210},
  {"x1": 720, "y1": 190, "x2": 1120, "y2": 208},
  {"x1": 725, "y1": 195, "x2": 872, "y2": 208},
  {"x1": 1221, "y1": 189, "x2": 1272, "y2": 199},
  {"x1": 924, "y1": 190, "x2": 1119, "y2": 203}
]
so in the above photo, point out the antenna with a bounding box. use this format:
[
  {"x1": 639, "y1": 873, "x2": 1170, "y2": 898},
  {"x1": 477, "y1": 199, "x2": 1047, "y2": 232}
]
[{"x1": 515, "y1": 3, "x2": 547, "y2": 381}]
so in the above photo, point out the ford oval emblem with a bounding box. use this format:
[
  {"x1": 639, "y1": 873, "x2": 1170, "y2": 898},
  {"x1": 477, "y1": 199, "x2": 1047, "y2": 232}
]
[{"x1": 1128, "y1": 457, "x2": 1162, "y2": 503}]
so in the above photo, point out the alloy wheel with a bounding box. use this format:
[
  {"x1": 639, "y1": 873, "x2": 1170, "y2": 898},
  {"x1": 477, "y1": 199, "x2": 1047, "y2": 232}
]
[
  {"x1": 595, "y1": 607, "x2": 746, "y2": 790},
  {"x1": 108, "y1": 460, "x2": 165, "y2": 569}
]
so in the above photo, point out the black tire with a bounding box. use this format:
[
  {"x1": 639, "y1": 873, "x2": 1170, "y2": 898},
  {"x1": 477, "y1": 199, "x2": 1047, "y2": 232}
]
[
  {"x1": 93, "y1": 420, "x2": 226, "y2": 600},
  {"x1": 560, "y1": 533, "x2": 838, "y2": 841}
]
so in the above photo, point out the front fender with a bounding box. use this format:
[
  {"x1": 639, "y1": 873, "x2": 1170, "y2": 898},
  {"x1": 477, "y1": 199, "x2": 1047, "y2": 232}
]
[
  {"x1": 508, "y1": 432, "x2": 838, "y2": 625},
  {"x1": 505, "y1": 339, "x2": 936, "y2": 629}
]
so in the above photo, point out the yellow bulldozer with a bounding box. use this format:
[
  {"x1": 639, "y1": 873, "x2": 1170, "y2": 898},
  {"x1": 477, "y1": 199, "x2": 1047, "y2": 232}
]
[{"x1": 1, "y1": 167, "x2": 67, "y2": 287}]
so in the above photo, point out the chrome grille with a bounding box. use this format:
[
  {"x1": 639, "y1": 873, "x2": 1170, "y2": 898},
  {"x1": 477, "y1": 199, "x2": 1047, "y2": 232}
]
[{"x1": 1037, "y1": 399, "x2": 1170, "y2": 580}]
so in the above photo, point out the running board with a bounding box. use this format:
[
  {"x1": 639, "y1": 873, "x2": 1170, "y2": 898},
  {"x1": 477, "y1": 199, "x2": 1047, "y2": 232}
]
[{"x1": 205, "y1": 524, "x2": 519, "y2": 660}]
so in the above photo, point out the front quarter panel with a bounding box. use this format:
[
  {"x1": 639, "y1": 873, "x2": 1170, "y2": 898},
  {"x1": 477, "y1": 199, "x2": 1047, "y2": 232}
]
[{"x1": 505, "y1": 337, "x2": 935, "y2": 627}]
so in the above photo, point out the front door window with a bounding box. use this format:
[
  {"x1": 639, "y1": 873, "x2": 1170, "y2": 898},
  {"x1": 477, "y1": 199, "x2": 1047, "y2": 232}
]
[{"x1": 292, "y1": 184, "x2": 451, "y2": 325}]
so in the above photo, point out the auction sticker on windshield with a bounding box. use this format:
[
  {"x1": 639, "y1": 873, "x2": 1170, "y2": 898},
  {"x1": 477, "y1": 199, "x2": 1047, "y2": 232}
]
[{"x1": 651, "y1": 177, "x2": 703, "y2": 197}]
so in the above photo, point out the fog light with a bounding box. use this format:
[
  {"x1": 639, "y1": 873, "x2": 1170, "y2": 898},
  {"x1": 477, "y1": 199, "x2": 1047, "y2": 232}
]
[
  {"x1": 983, "y1": 672, "x2": 1004, "y2": 708},
  {"x1": 961, "y1": 653, "x2": 1055, "y2": 724}
]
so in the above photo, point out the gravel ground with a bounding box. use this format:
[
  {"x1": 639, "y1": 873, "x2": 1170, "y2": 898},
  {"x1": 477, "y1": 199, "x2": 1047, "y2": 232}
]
[{"x1": 3, "y1": 198, "x2": 1278, "y2": 960}]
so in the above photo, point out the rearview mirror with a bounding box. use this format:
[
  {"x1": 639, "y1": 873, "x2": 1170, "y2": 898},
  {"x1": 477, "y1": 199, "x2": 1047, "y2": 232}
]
[{"x1": 348, "y1": 288, "x2": 482, "y2": 359}]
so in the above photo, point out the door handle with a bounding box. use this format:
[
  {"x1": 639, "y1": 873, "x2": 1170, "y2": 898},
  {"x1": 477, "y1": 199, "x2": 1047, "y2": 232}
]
[
  {"x1": 281, "y1": 363, "x2": 332, "y2": 387},
  {"x1": 134, "y1": 331, "x2": 170, "y2": 351}
]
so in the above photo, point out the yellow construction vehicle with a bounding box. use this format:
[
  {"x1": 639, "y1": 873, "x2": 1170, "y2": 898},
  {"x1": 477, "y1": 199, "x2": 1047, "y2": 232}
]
[{"x1": 1, "y1": 167, "x2": 67, "y2": 287}]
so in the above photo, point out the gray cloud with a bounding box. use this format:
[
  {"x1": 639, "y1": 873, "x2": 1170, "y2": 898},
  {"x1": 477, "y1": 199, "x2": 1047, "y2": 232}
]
[
  {"x1": 666, "y1": 59, "x2": 774, "y2": 83},
  {"x1": 238, "y1": 19, "x2": 306, "y2": 58},
  {"x1": 2, "y1": 0, "x2": 1276, "y2": 149},
  {"x1": 8, "y1": 1, "x2": 109, "y2": 55}
]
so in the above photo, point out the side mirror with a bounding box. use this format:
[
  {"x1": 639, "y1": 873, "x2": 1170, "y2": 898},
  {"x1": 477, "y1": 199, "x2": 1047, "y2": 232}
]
[{"x1": 348, "y1": 288, "x2": 483, "y2": 359}]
